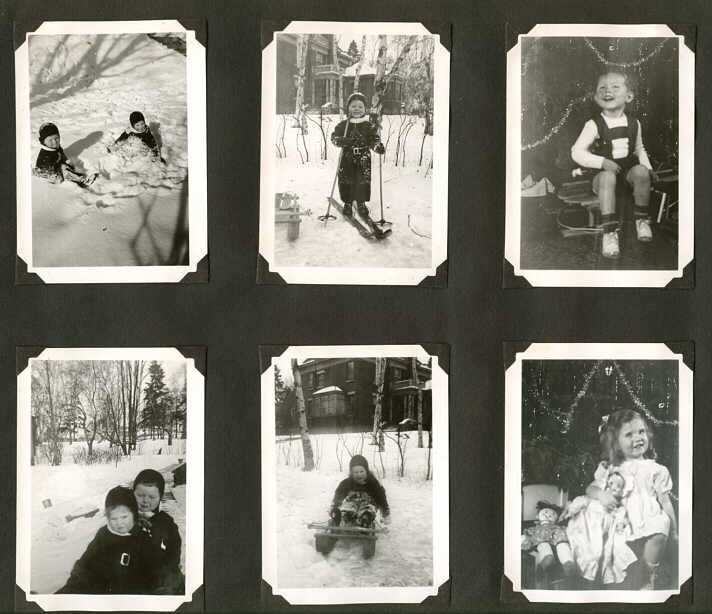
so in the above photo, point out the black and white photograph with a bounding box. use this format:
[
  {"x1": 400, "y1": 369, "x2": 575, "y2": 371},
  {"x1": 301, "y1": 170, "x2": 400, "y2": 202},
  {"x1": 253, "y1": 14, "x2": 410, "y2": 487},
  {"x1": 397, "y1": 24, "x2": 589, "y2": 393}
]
[
  {"x1": 505, "y1": 24, "x2": 694, "y2": 287},
  {"x1": 16, "y1": 348, "x2": 204, "y2": 611},
  {"x1": 261, "y1": 346, "x2": 448, "y2": 604},
  {"x1": 259, "y1": 22, "x2": 449, "y2": 285},
  {"x1": 15, "y1": 21, "x2": 207, "y2": 283},
  {"x1": 504, "y1": 344, "x2": 692, "y2": 603}
]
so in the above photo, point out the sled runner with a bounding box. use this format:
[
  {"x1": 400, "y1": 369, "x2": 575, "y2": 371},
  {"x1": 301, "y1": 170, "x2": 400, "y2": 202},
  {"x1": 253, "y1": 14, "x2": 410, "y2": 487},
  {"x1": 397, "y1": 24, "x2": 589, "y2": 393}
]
[{"x1": 307, "y1": 521, "x2": 386, "y2": 559}]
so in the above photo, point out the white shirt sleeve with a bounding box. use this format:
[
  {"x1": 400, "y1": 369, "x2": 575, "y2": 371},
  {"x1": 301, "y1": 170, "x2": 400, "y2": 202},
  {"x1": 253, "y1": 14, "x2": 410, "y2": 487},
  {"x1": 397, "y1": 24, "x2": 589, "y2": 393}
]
[
  {"x1": 634, "y1": 120, "x2": 653, "y2": 170},
  {"x1": 571, "y1": 119, "x2": 605, "y2": 169}
]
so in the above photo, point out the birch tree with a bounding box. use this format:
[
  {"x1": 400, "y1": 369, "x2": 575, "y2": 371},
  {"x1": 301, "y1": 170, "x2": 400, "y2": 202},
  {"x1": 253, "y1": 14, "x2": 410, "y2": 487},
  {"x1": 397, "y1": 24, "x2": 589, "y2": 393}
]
[
  {"x1": 412, "y1": 358, "x2": 424, "y2": 448},
  {"x1": 291, "y1": 359, "x2": 315, "y2": 471},
  {"x1": 370, "y1": 35, "x2": 418, "y2": 127},
  {"x1": 353, "y1": 35, "x2": 367, "y2": 93},
  {"x1": 372, "y1": 358, "x2": 386, "y2": 452}
]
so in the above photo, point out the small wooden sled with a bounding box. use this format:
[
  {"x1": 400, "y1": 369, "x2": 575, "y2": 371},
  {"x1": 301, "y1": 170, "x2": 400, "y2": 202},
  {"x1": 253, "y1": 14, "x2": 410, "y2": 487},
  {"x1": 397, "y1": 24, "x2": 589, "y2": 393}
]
[{"x1": 307, "y1": 521, "x2": 386, "y2": 559}]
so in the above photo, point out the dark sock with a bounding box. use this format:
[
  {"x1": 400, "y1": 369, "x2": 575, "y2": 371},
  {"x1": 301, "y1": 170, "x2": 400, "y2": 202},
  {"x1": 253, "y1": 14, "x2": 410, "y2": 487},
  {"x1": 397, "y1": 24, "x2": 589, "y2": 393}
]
[
  {"x1": 634, "y1": 206, "x2": 649, "y2": 220},
  {"x1": 601, "y1": 213, "x2": 618, "y2": 232}
]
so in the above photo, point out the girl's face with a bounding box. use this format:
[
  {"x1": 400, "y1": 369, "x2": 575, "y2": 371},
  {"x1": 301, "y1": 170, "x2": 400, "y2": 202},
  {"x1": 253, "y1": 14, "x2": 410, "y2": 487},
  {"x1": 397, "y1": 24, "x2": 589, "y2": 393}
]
[
  {"x1": 348, "y1": 100, "x2": 366, "y2": 118},
  {"x1": 107, "y1": 505, "x2": 135, "y2": 534},
  {"x1": 351, "y1": 465, "x2": 367, "y2": 484},
  {"x1": 134, "y1": 483, "x2": 161, "y2": 514},
  {"x1": 617, "y1": 417, "x2": 649, "y2": 460},
  {"x1": 132, "y1": 120, "x2": 147, "y2": 133}
]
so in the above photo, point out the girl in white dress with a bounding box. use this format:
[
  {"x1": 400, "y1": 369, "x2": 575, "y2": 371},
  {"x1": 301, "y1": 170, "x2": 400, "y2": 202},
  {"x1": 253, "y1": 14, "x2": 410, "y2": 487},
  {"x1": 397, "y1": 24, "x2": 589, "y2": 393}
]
[{"x1": 584, "y1": 409, "x2": 678, "y2": 589}]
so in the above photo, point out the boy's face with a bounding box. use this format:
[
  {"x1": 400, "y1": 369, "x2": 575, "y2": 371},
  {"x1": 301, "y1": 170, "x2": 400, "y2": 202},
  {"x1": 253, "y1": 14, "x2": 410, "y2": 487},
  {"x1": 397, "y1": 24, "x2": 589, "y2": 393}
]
[
  {"x1": 348, "y1": 100, "x2": 366, "y2": 118},
  {"x1": 351, "y1": 465, "x2": 367, "y2": 484},
  {"x1": 594, "y1": 73, "x2": 633, "y2": 113},
  {"x1": 43, "y1": 134, "x2": 60, "y2": 149},
  {"x1": 134, "y1": 483, "x2": 161, "y2": 513},
  {"x1": 107, "y1": 505, "x2": 135, "y2": 534},
  {"x1": 132, "y1": 120, "x2": 147, "y2": 133}
]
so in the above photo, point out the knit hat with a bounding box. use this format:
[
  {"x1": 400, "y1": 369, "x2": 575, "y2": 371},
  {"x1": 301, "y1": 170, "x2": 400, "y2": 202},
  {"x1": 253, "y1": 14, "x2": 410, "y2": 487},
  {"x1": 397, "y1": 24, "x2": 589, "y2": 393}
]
[
  {"x1": 38, "y1": 122, "x2": 59, "y2": 144},
  {"x1": 133, "y1": 468, "x2": 165, "y2": 497},
  {"x1": 105, "y1": 486, "x2": 139, "y2": 519},
  {"x1": 129, "y1": 111, "x2": 145, "y2": 127},
  {"x1": 349, "y1": 454, "x2": 369, "y2": 472},
  {"x1": 346, "y1": 92, "x2": 367, "y2": 109}
]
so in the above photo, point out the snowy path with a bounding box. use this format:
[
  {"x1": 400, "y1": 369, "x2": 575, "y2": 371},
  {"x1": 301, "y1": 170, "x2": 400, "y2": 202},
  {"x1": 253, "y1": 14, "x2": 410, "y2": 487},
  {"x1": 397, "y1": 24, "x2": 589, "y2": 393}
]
[
  {"x1": 276, "y1": 465, "x2": 432, "y2": 588},
  {"x1": 273, "y1": 115, "x2": 433, "y2": 268},
  {"x1": 28, "y1": 33, "x2": 189, "y2": 266},
  {"x1": 30, "y1": 453, "x2": 185, "y2": 594}
]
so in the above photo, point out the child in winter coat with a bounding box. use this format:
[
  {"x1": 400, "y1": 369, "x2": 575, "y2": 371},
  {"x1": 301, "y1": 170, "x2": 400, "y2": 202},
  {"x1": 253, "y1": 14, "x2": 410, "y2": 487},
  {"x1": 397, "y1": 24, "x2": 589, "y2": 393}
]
[
  {"x1": 34, "y1": 122, "x2": 96, "y2": 186},
  {"x1": 112, "y1": 111, "x2": 162, "y2": 159},
  {"x1": 571, "y1": 70, "x2": 658, "y2": 259},
  {"x1": 56, "y1": 486, "x2": 158, "y2": 594},
  {"x1": 133, "y1": 469, "x2": 184, "y2": 594},
  {"x1": 330, "y1": 92, "x2": 386, "y2": 220},
  {"x1": 329, "y1": 454, "x2": 390, "y2": 528}
]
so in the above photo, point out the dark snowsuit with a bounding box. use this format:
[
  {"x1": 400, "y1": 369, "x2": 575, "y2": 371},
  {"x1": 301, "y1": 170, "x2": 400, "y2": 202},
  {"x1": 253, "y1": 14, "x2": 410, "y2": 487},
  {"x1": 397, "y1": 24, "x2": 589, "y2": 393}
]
[
  {"x1": 56, "y1": 526, "x2": 159, "y2": 594},
  {"x1": 115, "y1": 127, "x2": 160, "y2": 158},
  {"x1": 34, "y1": 146, "x2": 70, "y2": 183},
  {"x1": 140, "y1": 509, "x2": 185, "y2": 594},
  {"x1": 331, "y1": 118, "x2": 383, "y2": 204},
  {"x1": 331, "y1": 474, "x2": 390, "y2": 522}
]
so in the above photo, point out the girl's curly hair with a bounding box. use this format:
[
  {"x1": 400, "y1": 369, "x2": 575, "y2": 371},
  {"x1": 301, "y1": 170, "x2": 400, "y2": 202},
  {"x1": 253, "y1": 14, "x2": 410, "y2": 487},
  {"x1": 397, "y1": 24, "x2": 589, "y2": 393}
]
[{"x1": 599, "y1": 408, "x2": 656, "y2": 466}]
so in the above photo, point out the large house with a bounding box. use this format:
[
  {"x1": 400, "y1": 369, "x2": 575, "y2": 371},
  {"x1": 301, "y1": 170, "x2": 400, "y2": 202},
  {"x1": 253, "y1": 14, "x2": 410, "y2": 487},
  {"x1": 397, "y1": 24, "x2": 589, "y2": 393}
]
[
  {"x1": 276, "y1": 34, "x2": 405, "y2": 115},
  {"x1": 295, "y1": 357, "x2": 431, "y2": 432}
]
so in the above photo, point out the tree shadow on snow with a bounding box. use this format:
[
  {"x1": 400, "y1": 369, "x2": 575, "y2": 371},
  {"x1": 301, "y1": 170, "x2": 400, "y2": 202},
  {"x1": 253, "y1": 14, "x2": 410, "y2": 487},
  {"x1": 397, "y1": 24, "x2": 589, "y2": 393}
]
[
  {"x1": 129, "y1": 177, "x2": 188, "y2": 266},
  {"x1": 64, "y1": 131, "x2": 103, "y2": 170},
  {"x1": 29, "y1": 34, "x2": 172, "y2": 108}
]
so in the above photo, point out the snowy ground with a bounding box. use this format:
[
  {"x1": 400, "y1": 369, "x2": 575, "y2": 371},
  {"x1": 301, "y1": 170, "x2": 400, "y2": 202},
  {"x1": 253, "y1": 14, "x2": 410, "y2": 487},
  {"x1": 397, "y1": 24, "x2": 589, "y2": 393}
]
[
  {"x1": 273, "y1": 114, "x2": 433, "y2": 268},
  {"x1": 275, "y1": 431, "x2": 433, "y2": 588},
  {"x1": 28, "y1": 33, "x2": 189, "y2": 266},
  {"x1": 30, "y1": 439, "x2": 186, "y2": 594}
]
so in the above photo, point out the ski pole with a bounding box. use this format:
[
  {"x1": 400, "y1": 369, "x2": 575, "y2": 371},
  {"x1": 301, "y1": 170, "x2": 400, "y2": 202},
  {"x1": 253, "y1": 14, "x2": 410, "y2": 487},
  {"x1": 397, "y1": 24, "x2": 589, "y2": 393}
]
[
  {"x1": 319, "y1": 117, "x2": 350, "y2": 223},
  {"x1": 375, "y1": 138, "x2": 392, "y2": 228}
]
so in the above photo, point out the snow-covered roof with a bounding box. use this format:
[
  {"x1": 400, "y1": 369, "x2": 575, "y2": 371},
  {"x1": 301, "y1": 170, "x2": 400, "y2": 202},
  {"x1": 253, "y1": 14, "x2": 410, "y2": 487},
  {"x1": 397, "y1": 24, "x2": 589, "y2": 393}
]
[
  {"x1": 343, "y1": 62, "x2": 377, "y2": 77},
  {"x1": 312, "y1": 385, "x2": 344, "y2": 396}
]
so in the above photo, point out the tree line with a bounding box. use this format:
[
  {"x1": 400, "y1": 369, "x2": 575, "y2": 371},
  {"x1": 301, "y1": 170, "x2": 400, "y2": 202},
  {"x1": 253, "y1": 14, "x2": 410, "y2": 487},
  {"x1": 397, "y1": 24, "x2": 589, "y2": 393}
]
[{"x1": 31, "y1": 360, "x2": 186, "y2": 465}]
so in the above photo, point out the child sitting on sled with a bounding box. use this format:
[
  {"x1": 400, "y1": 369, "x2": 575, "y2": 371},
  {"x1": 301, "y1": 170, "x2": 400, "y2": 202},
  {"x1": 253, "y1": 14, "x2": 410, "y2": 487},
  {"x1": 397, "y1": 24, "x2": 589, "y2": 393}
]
[
  {"x1": 112, "y1": 111, "x2": 162, "y2": 160},
  {"x1": 571, "y1": 70, "x2": 658, "y2": 259},
  {"x1": 133, "y1": 469, "x2": 184, "y2": 594},
  {"x1": 329, "y1": 454, "x2": 390, "y2": 528},
  {"x1": 34, "y1": 122, "x2": 96, "y2": 187},
  {"x1": 330, "y1": 92, "x2": 386, "y2": 221},
  {"x1": 56, "y1": 486, "x2": 159, "y2": 594}
]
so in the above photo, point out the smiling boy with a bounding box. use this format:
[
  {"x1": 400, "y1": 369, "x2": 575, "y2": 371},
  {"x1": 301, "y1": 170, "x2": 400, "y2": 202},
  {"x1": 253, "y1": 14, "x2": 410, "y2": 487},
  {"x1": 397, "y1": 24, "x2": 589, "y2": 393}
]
[{"x1": 571, "y1": 71, "x2": 657, "y2": 259}]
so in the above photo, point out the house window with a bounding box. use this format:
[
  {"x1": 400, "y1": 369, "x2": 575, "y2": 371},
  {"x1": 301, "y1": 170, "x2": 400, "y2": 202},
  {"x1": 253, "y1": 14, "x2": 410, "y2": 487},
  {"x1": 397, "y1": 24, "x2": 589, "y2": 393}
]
[
  {"x1": 392, "y1": 367, "x2": 402, "y2": 380},
  {"x1": 347, "y1": 361, "x2": 355, "y2": 381},
  {"x1": 316, "y1": 369, "x2": 326, "y2": 388}
]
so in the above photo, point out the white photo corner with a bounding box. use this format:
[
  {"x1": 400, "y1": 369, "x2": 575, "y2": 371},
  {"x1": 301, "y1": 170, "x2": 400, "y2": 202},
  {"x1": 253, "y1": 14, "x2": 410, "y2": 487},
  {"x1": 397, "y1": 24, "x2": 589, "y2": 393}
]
[
  {"x1": 504, "y1": 343, "x2": 692, "y2": 603},
  {"x1": 16, "y1": 348, "x2": 205, "y2": 612},
  {"x1": 505, "y1": 24, "x2": 694, "y2": 287},
  {"x1": 261, "y1": 345, "x2": 449, "y2": 604},
  {"x1": 15, "y1": 20, "x2": 207, "y2": 284},
  {"x1": 259, "y1": 22, "x2": 449, "y2": 285}
]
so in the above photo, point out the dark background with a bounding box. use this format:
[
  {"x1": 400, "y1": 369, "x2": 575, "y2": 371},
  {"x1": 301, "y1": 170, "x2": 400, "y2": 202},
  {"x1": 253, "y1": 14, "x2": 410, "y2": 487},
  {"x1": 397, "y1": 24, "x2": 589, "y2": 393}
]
[{"x1": 0, "y1": 0, "x2": 708, "y2": 613}]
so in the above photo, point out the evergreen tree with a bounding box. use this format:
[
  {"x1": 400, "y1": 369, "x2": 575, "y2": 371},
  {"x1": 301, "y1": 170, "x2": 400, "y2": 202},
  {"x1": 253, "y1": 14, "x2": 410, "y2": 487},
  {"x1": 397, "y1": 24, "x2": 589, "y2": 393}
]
[
  {"x1": 347, "y1": 39, "x2": 359, "y2": 60},
  {"x1": 142, "y1": 361, "x2": 168, "y2": 440}
]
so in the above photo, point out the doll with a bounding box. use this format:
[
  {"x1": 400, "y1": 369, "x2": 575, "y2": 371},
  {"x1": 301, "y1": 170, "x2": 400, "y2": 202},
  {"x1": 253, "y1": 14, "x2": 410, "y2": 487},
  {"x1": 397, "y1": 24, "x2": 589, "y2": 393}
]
[{"x1": 522, "y1": 501, "x2": 577, "y2": 581}]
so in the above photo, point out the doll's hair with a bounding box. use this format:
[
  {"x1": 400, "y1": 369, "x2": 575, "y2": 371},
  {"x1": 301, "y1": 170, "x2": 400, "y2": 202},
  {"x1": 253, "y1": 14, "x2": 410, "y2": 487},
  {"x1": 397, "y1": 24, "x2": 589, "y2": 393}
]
[
  {"x1": 536, "y1": 500, "x2": 563, "y2": 516},
  {"x1": 606, "y1": 470, "x2": 625, "y2": 488},
  {"x1": 599, "y1": 408, "x2": 656, "y2": 465}
]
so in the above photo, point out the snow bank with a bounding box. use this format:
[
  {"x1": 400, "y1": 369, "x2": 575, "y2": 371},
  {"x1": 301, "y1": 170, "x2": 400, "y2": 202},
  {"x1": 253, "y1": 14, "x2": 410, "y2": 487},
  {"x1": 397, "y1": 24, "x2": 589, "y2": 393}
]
[
  {"x1": 273, "y1": 114, "x2": 433, "y2": 268},
  {"x1": 28, "y1": 33, "x2": 189, "y2": 266},
  {"x1": 30, "y1": 439, "x2": 186, "y2": 594},
  {"x1": 275, "y1": 431, "x2": 433, "y2": 588}
]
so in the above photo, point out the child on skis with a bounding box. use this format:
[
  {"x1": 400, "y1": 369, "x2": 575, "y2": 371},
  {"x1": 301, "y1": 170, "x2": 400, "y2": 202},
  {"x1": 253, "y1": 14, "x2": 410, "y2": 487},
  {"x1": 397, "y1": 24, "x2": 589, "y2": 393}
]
[
  {"x1": 56, "y1": 486, "x2": 159, "y2": 594},
  {"x1": 571, "y1": 70, "x2": 658, "y2": 259},
  {"x1": 329, "y1": 454, "x2": 390, "y2": 528},
  {"x1": 330, "y1": 92, "x2": 386, "y2": 222},
  {"x1": 112, "y1": 111, "x2": 162, "y2": 160},
  {"x1": 133, "y1": 469, "x2": 184, "y2": 594},
  {"x1": 34, "y1": 122, "x2": 96, "y2": 187}
]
